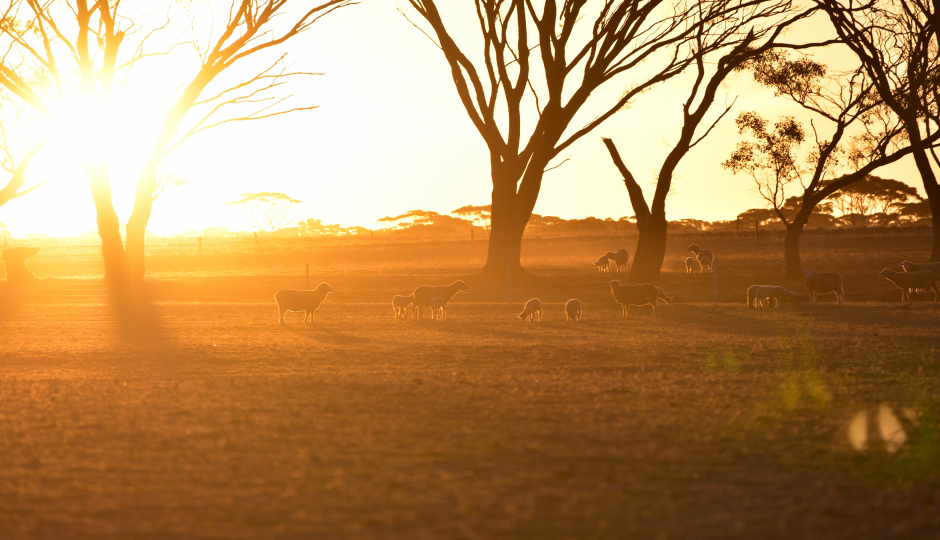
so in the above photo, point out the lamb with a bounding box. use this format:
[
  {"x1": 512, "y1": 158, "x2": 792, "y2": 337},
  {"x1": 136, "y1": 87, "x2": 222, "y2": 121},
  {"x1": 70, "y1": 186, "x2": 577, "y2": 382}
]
[
  {"x1": 565, "y1": 298, "x2": 582, "y2": 322},
  {"x1": 878, "y1": 268, "x2": 939, "y2": 302},
  {"x1": 430, "y1": 296, "x2": 448, "y2": 320},
  {"x1": 411, "y1": 280, "x2": 470, "y2": 319},
  {"x1": 754, "y1": 286, "x2": 797, "y2": 307},
  {"x1": 517, "y1": 298, "x2": 542, "y2": 322},
  {"x1": 900, "y1": 260, "x2": 940, "y2": 274},
  {"x1": 687, "y1": 244, "x2": 713, "y2": 273},
  {"x1": 747, "y1": 285, "x2": 774, "y2": 308},
  {"x1": 605, "y1": 248, "x2": 630, "y2": 273},
  {"x1": 275, "y1": 283, "x2": 333, "y2": 325},
  {"x1": 594, "y1": 255, "x2": 610, "y2": 273},
  {"x1": 393, "y1": 294, "x2": 414, "y2": 319},
  {"x1": 685, "y1": 257, "x2": 695, "y2": 274},
  {"x1": 803, "y1": 269, "x2": 844, "y2": 304},
  {"x1": 608, "y1": 280, "x2": 672, "y2": 318}
]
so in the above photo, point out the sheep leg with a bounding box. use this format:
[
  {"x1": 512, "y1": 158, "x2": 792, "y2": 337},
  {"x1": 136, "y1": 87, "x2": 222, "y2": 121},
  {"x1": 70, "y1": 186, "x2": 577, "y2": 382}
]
[
  {"x1": 536, "y1": 310, "x2": 541, "y2": 322},
  {"x1": 278, "y1": 309, "x2": 287, "y2": 325}
]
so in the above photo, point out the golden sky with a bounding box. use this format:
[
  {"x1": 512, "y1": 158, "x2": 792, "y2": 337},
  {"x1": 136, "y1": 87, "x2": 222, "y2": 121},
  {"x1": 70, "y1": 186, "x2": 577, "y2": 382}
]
[{"x1": 0, "y1": 1, "x2": 926, "y2": 237}]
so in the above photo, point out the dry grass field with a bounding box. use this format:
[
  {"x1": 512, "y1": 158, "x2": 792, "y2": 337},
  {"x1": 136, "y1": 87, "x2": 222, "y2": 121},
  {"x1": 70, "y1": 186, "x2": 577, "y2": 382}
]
[{"x1": 1, "y1": 232, "x2": 939, "y2": 539}]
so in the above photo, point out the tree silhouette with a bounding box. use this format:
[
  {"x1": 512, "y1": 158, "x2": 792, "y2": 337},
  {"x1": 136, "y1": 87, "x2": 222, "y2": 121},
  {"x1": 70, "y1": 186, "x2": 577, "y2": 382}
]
[
  {"x1": 451, "y1": 205, "x2": 491, "y2": 231},
  {"x1": 229, "y1": 192, "x2": 301, "y2": 233},
  {"x1": 0, "y1": 0, "x2": 352, "y2": 282},
  {"x1": 405, "y1": 0, "x2": 797, "y2": 277},
  {"x1": 815, "y1": 0, "x2": 940, "y2": 259},
  {"x1": 825, "y1": 175, "x2": 923, "y2": 228}
]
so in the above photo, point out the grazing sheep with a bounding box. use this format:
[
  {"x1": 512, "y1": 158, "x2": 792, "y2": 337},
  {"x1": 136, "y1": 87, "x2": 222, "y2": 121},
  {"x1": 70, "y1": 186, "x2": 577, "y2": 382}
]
[
  {"x1": 605, "y1": 248, "x2": 630, "y2": 273},
  {"x1": 878, "y1": 268, "x2": 939, "y2": 302},
  {"x1": 594, "y1": 255, "x2": 610, "y2": 273},
  {"x1": 411, "y1": 280, "x2": 470, "y2": 319},
  {"x1": 517, "y1": 298, "x2": 542, "y2": 322},
  {"x1": 900, "y1": 260, "x2": 940, "y2": 274},
  {"x1": 393, "y1": 294, "x2": 414, "y2": 319},
  {"x1": 754, "y1": 286, "x2": 797, "y2": 308},
  {"x1": 747, "y1": 284, "x2": 775, "y2": 308},
  {"x1": 275, "y1": 283, "x2": 333, "y2": 325},
  {"x1": 430, "y1": 296, "x2": 448, "y2": 320},
  {"x1": 608, "y1": 280, "x2": 672, "y2": 318},
  {"x1": 2, "y1": 246, "x2": 39, "y2": 281},
  {"x1": 565, "y1": 298, "x2": 582, "y2": 322},
  {"x1": 685, "y1": 257, "x2": 695, "y2": 274},
  {"x1": 803, "y1": 269, "x2": 844, "y2": 304},
  {"x1": 687, "y1": 244, "x2": 714, "y2": 273}
]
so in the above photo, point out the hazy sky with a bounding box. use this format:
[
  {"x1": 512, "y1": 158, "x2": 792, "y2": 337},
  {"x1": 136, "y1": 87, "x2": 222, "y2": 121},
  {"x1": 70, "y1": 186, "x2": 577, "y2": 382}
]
[{"x1": 0, "y1": 1, "x2": 926, "y2": 237}]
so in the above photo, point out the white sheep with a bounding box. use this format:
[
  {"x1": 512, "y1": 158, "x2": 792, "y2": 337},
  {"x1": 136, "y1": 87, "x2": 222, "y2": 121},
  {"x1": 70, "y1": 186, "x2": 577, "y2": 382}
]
[
  {"x1": 754, "y1": 285, "x2": 797, "y2": 307},
  {"x1": 878, "y1": 268, "x2": 939, "y2": 302},
  {"x1": 746, "y1": 284, "x2": 773, "y2": 308},
  {"x1": 411, "y1": 280, "x2": 470, "y2": 319},
  {"x1": 565, "y1": 298, "x2": 582, "y2": 322},
  {"x1": 517, "y1": 298, "x2": 542, "y2": 322},
  {"x1": 605, "y1": 248, "x2": 630, "y2": 273},
  {"x1": 594, "y1": 255, "x2": 610, "y2": 273},
  {"x1": 900, "y1": 260, "x2": 940, "y2": 274},
  {"x1": 687, "y1": 244, "x2": 713, "y2": 273},
  {"x1": 393, "y1": 294, "x2": 414, "y2": 319},
  {"x1": 608, "y1": 280, "x2": 672, "y2": 318},
  {"x1": 430, "y1": 296, "x2": 448, "y2": 320},
  {"x1": 275, "y1": 283, "x2": 333, "y2": 325},
  {"x1": 803, "y1": 269, "x2": 844, "y2": 304},
  {"x1": 685, "y1": 257, "x2": 695, "y2": 274}
]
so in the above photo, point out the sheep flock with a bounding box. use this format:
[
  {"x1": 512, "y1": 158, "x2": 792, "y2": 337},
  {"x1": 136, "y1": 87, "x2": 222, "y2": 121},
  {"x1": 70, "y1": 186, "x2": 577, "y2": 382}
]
[{"x1": 272, "y1": 244, "x2": 940, "y2": 325}]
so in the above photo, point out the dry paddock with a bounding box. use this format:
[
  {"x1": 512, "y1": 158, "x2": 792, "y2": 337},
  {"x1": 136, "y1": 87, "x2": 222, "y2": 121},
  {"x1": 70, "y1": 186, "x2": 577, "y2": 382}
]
[{"x1": 0, "y1": 234, "x2": 939, "y2": 539}]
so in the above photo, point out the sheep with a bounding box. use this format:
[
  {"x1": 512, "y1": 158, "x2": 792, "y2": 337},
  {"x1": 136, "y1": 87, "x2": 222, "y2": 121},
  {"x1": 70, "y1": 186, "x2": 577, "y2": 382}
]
[
  {"x1": 411, "y1": 280, "x2": 470, "y2": 319},
  {"x1": 517, "y1": 298, "x2": 542, "y2": 321},
  {"x1": 594, "y1": 255, "x2": 610, "y2": 273},
  {"x1": 754, "y1": 286, "x2": 797, "y2": 307},
  {"x1": 275, "y1": 283, "x2": 333, "y2": 325},
  {"x1": 2, "y1": 246, "x2": 39, "y2": 281},
  {"x1": 608, "y1": 280, "x2": 672, "y2": 318},
  {"x1": 687, "y1": 244, "x2": 713, "y2": 273},
  {"x1": 803, "y1": 269, "x2": 844, "y2": 305},
  {"x1": 747, "y1": 284, "x2": 775, "y2": 308},
  {"x1": 605, "y1": 248, "x2": 630, "y2": 273},
  {"x1": 685, "y1": 257, "x2": 695, "y2": 274},
  {"x1": 878, "y1": 268, "x2": 939, "y2": 302},
  {"x1": 393, "y1": 294, "x2": 414, "y2": 319},
  {"x1": 565, "y1": 298, "x2": 582, "y2": 322},
  {"x1": 900, "y1": 260, "x2": 940, "y2": 274},
  {"x1": 430, "y1": 296, "x2": 448, "y2": 320}
]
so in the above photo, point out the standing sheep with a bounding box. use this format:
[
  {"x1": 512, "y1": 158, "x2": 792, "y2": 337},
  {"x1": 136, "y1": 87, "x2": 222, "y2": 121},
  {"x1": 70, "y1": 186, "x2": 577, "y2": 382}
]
[
  {"x1": 565, "y1": 299, "x2": 582, "y2": 322},
  {"x1": 393, "y1": 294, "x2": 414, "y2": 319},
  {"x1": 411, "y1": 280, "x2": 470, "y2": 319},
  {"x1": 754, "y1": 286, "x2": 797, "y2": 307},
  {"x1": 517, "y1": 298, "x2": 542, "y2": 322},
  {"x1": 684, "y1": 257, "x2": 695, "y2": 274},
  {"x1": 275, "y1": 283, "x2": 333, "y2": 325},
  {"x1": 687, "y1": 244, "x2": 714, "y2": 273},
  {"x1": 878, "y1": 268, "x2": 939, "y2": 302},
  {"x1": 803, "y1": 269, "x2": 844, "y2": 305},
  {"x1": 430, "y1": 297, "x2": 448, "y2": 320},
  {"x1": 594, "y1": 255, "x2": 610, "y2": 273},
  {"x1": 2, "y1": 247, "x2": 40, "y2": 281},
  {"x1": 900, "y1": 260, "x2": 940, "y2": 274},
  {"x1": 608, "y1": 280, "x2": 672, "y2": 318},
  {"x1": 605, "y1": 248, "x2": 630, "y2": 273},
  {"x1": 747, "y1": 284, "x2": 774, "y2": 308}
]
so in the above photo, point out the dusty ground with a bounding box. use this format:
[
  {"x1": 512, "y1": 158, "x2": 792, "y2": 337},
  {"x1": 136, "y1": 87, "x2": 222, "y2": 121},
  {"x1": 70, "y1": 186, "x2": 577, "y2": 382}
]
[{"x1": 1, "y1": 233, "x2": 938, "y2": 539}]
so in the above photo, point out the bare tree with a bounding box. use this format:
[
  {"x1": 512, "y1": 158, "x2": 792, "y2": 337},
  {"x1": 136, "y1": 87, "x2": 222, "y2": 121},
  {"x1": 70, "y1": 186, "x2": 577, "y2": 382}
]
[
  {"x1": 816, "y1": 0, "x2": 940, "y2": 259},
  {"x1": 0, "y1": 140, "x2": 45, "y2": 209},
  {"x1": 406, "y1": 0, "x2": 800, "y2": 277},
  {"x1": 228, "y1": 192, "x2": 301, "y2": 233},
  {"x1": 0, "y1": 0, "x2": 352, "y2": 282},
  {"x1": 728, "y1": 50, "x2": 934, "y2": 276}
]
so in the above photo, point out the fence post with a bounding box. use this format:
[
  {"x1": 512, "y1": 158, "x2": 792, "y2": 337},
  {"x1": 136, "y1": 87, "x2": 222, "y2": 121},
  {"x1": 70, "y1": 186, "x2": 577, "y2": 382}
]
[
  {"x1": 754, "y1": 221, "x2": 759, "y2": 244},
  {"x1": 198, "y1": 237, "x2": 202, "y2": 256},
  {"x1": 471, "y1": 227, "x2": 474, "y2": 242},
  {"x1": 306, "y1": 264, "x2": 309, "y2": 290},
  {"x1": 713, "y1": 256, "x2": 718, "y2": 307},
  {"x1": 253, "y1": 232, "x2": 259, "y2": 247}
]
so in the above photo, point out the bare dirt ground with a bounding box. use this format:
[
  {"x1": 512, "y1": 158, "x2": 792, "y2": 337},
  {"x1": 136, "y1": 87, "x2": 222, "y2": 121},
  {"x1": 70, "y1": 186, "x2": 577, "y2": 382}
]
[{"x1": 1, "y1": 233, "x2": 939, "y2": 539}]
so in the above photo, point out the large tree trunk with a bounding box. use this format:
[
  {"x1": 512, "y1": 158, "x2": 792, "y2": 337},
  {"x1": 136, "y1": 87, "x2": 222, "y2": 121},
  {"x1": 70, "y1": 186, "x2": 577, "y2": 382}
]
[
  {"x1": 929, "y1": 186, "x2": 940, "y2": 261},
  {"x1": 629, "y1": 212, "x2": 667, "y2": 283},
  {"x1": 480, "y1": 158, "x2": 545, "y2": 278},
  {"x1": 125, "y1": 164, "x2": 158, "y2": 283},
  {"x1": 84, "y1": 160, "x2": 126, "y2": 283},
  {"x1": 784, "y1": 220, "x2": 806, "y2": 278}
]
